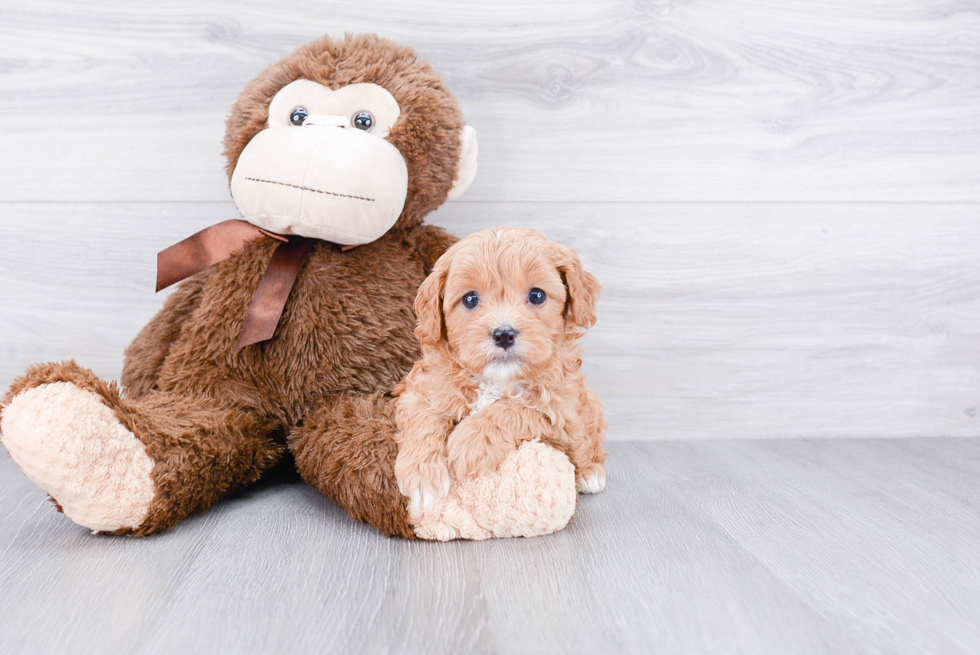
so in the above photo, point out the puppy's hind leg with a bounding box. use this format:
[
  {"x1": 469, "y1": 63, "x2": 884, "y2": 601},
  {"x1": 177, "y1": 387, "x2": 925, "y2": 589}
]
[{"x1": 573, "y1": 386, "x2": 608, "y2": 494}]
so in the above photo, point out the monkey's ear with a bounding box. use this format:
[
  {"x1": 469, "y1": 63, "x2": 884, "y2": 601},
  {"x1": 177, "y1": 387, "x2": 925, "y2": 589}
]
[
  {"x1": 414, "y1": 265, "x2": 449, "y2": 348},
  {"x1": 554, "y1": 244, "x2": 601, "y2": 333},
  {"x1": 447, "y1": 125, "x2": 478, "y2": 200}
]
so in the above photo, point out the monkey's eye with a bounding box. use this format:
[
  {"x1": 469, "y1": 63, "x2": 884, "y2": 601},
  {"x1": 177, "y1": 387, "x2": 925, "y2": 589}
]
[
  {"x1": 462, "y1": 291, "x2": 480, "y2": 310},
  {"x1": 352, "y1": 110, "x2": 375, "y2": 131},
  {"x1": 289, "y1": 106, "x2": 309, "y2": 126},
  {"x1": 528, "y1": 288, "x2": 547, "y2": 306}
]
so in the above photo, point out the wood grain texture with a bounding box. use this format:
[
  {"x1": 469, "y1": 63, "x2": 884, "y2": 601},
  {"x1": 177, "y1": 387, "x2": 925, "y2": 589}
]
[
  {"x1": 0, "y1": 0, "x2": 977, "y2": 202},
  {"x1": 1, "y1": 439, "x2": 979, "y2": 654},
  {"x1": 1, "y1": 202, "x2": 979, "y2": 440}
]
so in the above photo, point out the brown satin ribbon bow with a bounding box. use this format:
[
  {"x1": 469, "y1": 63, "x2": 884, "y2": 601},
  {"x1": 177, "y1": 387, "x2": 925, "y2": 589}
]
[{"x1": 156, "y1": 219, "x2": 319, "y2": 350}]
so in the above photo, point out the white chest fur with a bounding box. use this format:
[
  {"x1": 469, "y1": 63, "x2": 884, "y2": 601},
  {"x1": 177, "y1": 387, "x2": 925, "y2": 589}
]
[{"x1": 470, "y1": 380, "x2": 513, "y2": 414}]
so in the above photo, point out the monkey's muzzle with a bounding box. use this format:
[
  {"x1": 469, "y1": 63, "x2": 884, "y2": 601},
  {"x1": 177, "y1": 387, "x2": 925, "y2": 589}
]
[{"x1": 230, "y1": 124, "x2": 409, "y2": 246}]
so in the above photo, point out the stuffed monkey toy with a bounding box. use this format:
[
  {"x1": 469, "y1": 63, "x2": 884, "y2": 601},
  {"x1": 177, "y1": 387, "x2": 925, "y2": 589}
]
[{"x1": 0, "y1": 34, "x2": 577, "y2": 540}]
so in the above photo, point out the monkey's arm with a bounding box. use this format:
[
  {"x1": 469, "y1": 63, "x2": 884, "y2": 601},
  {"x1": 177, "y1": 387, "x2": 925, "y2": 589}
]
[
  {"x1": 406, "y1": 223, "x2": 459, "y2": 275},
  {"x1": 121, "y1": 272, "x2": 211, "y2": 399}
]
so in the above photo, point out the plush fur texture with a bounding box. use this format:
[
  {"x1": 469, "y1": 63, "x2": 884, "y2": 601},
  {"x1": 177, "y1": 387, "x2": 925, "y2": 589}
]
[
  {"x1": 3, "y1": 223, "x2": 452, "y2": 536},
  {"x1": 0, "y1": 35, "x2": 579, "y2": 539},
  {"x1": 1, "y1": 381, "x2": 155, "y2": 532},
  {"x1": 394, "y1": 228, "x2": 608, "y2": 514},
  {"x1": 288, "y1": 392, "x2": 415, "y2": 539}
]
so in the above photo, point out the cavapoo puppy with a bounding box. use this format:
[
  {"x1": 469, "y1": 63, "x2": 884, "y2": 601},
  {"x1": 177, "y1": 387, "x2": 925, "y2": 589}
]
[{"x1": 393, "y1": 227, "x2": 607, "y2": 512}]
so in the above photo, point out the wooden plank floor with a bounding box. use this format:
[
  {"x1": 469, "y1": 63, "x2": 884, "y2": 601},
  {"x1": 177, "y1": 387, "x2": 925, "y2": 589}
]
[{"x1": 2, "y1": 439, "x2": 979, "y2": 654}]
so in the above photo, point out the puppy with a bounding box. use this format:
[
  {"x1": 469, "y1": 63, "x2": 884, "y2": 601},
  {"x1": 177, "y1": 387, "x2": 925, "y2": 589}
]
[{"x1": 393, "y1": 227, "x2": 607, "y2": 512}]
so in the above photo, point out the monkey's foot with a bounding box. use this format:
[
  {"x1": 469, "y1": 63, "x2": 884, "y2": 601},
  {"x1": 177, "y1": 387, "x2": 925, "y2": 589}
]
[
  {"x1": 409, "y1": 440, "x2": 577, "y2": 541},
  {"x1": 1, "y1": 368, "x2": 156, "y2": 533}
]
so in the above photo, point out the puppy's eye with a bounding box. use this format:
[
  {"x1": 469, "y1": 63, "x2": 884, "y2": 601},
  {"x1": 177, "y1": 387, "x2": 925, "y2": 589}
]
[
  {"x1": 289, "y1": 106, "x2": 309, "y2": 126},
  {"x1": 527, "y1": 288, "x2": 547, "y2": 306},
  {"x1": 352, "y1": 110, "x2": 374, "y2": 131},
  {"x1": 462, "y1": 291, "x2": 480, "y2": 310}
]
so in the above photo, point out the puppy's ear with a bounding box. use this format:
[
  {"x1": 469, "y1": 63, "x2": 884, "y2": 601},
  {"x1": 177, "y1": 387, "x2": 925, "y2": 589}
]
[
  {"x1": 554, "y1": 244, "x2": 600, "y2": 332},
  {"x1": 414, "y1": 252, "x2": 452, "y2": 348}
]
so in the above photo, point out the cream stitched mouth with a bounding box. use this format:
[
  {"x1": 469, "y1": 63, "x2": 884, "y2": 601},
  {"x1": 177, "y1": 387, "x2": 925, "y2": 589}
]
[{"x1": 244, "y1": 176, "x2": 375, "y2": 202}]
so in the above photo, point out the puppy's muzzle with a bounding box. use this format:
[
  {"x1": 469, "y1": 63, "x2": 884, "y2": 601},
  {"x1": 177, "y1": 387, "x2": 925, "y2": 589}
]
[{"x1": 492, "y1": 326, "x2": 518, "y2": 350}]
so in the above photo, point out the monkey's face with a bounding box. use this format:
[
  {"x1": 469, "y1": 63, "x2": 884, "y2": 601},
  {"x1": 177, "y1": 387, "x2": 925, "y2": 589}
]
[
  {"x1": 223, "y1": 35, "x2": 478, "y2": 246},
  {"x1": 231, "y1": 80, "x2": 410, "y2": 245}
]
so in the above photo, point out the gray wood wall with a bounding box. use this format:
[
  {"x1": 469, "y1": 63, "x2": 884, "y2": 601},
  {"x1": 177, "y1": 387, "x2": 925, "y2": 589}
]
[{"x1": 1, "y1": 1, "x2": 978, "y2": 440}]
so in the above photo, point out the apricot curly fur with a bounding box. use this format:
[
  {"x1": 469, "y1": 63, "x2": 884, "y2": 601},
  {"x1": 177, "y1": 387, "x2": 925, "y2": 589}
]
[{"x1": 394, "y1": 228, "x2": 608, "y2": 510}]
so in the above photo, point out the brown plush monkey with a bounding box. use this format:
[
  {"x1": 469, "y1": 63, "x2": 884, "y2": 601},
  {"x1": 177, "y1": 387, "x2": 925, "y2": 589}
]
[{"x1": 0, "y1": 34, "x2": 577, "y2": 540}]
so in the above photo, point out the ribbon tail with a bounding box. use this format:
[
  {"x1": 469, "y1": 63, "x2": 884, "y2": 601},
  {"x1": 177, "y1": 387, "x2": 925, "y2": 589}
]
[{"x1": 235, "y1": 237, "x2": 316, "y2": 350}]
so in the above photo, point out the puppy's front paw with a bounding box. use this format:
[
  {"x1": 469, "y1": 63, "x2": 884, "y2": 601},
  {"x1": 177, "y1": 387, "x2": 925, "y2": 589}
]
[
  {"x1": 447, "y1": 419, "x2": 512, "y2": 480},
  {"x1": 395, "y1": 450, "x2": 451, "y2": 515},
  {"x1": 576, "y1": 464, "x2": 606, "y2": 494}
]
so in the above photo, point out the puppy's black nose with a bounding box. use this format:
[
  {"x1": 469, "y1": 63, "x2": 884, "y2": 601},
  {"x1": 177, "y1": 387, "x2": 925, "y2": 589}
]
[{"x1": 492, "y1": 326, "x2": 517, "y2": 349}]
